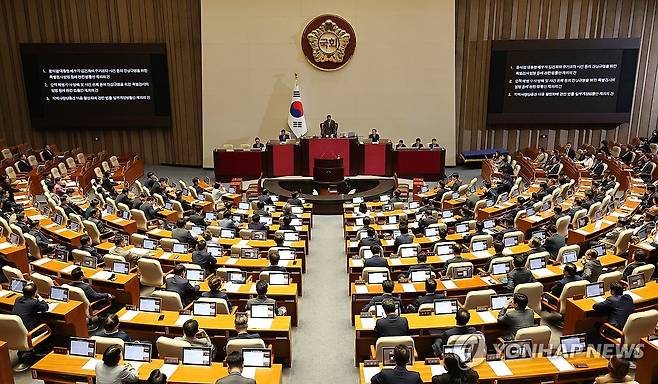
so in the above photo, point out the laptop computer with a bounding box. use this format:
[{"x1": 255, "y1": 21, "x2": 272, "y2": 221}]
[
  {"x1": 192, "y1": 301, "x2": 216, "y2": 317},
  {"x1": 490, "y1": 294, "x2": 512, "y2": 310},
  {"x1": 433, "y1": 299, "x2": 459, "y2": 315},
  {"x1": 491, "y1": 261, "x2": 511, "y2": 275},
  {"x1": 268, "y1": 272, "x2": 290, "y2": 285},
  {"x1": 367, "y1": 271, "x2": 388, "y2": 284},
  {"x1": 242, "y1": 348, "x2": 272, "y2": 368},
  {"x1": 560, "y1": 334, "x2": 587, "y2": 355},
  {"x1": 182, "y1": 346, "x2": 212, "y2": 366},
  {"x1": 250, "y1": 303, "x2": 275, "y2": 319},
  {"x1": 452, "y1": 265, "x2": 473, "y2": 279},
  {"x1": 123, "y1": 342, "x2": 151, "y2": 364},
  {"x1": 112, "y1": 261, "x2": 130, "y2": 275},
  {"x1": 50, "y1": 286, "x2": 69, "y2": 302},
  {"x1": 585, "y1": 282, "x2": 605, "y2": 299},
  {"x1": 502, "y1": 339, "x2": 533, "y2": 360},
  {"x1": 382, "y1": 346, "x2": 413, "y2": 366},
  {"x1": 69, "y1": 337, "x2": 96, "y2": 358},
  {"x1": 139, "y1": 297, "x2": 161, "y2": 313}
]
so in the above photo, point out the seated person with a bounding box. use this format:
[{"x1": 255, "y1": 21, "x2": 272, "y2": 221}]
[
  {"x1": 368, "y1": 129, "x2": 380, "y2": 142},
  {"x1": 172, "y1": 218, "x2": 197, "y2": 246},
  {"x1": 252, "y1": 137, "x2": 265, "y2": 149},
  {"x1": 253, "y1": 200, "x2": 269, "y2": 217},
  {"x1": 431, "y1": 353, "x2": 479, "y2": 384},
  {"x1": 287, "y1": 191, "x2": 303, "y2": 206},
  {"x1": 592, "y1": 282, "x2": 634, "y2": 331},
  {"x1": 247, "y1": 213, "x2": 268, "y2": 230},
  {"x1": 374, "y1": 299, "x2": 409, "y2": 337},
  {"x1": 165, "y1": 264, "x2": 200, "y2": 305},
  {"x1": 95, "y1": 314, "x2": 131, "y2": 342},
  {"x1": 505, "y1": 256, "x2": 536, "y2": 291},
  {"x1": 110, "y1": 236, "x2": 141, "y2": 268},
  {"x1": 581, "y1": 249, "x2": 603, "y2": 282},
  {"x1": 263, "y1": 249, "x2": 288, "y2": 272},
  {"x1": 146, "y1": 370, "x2": 167, "y2": 384},
  {"x1": 192, "y1": 240, "x2": 216, "y2": 275},
  {"x1": 364, "y1": 245, "x2": 387, "y2": 268},
  {"x1": 358, "y1": 227, "x2": 381, "y2": 248},
  {"x1": 228, "y1": 313, "x2": 260, "y2": 341},
  {"x1": 544, "y1": 225, "x2": 565, "y2": 260},
  {"x1": 278, "y1": 129, "x2": 291, "y2": 142},
  {"x1": 216, "y1": 351, "x2": 256, "y2": 384},
  {"x1": 497, "y1": 293, "x2": 535, "y2": 340},
  {"x1": 550, "y1": 263, "x2": 582, "y2": 297},
  {"x1": 279, "y1": 215, "x2": 296, "y2": 232},
  {"x1": 189, "y1": 206, "x2": 206, "y2": 226},
  {"x1": 594, "y1": 355, "x2": 633, "y2": 384},
  {"x1": 411, "y1": 138, "x2": 424, "y2": 148},
  {"x1": 200, "y1": 276, "x2": 233, "y2": 310},
  {"x1": 245, "y1": 280, "x2": 277, "y2": 312},
  {"x1": 395, "y1": 139, "x2": 406, "y2": 149},
  {"x1": 115, "y1": 188, "x2": 134, "y2": 209},
  {"x1": 370, "y1": 344, "x2": 421, "y2": 384},
  {"x1": 407, "y1": 252, "x2": 435, "y2": 277},
  {"x1": 441, "y1": 244, "x2": 466, "y2": 276},
  {"x1": 428, "y1": 138, "x2": 440, "y2": 149},
  {"x1": 622, "y1": 250, "x2": 647, "y2": 280},
  {"x1": 413, "y1": 278, "x2": 445, "y2": 312},
  {"x1": 175, "y1": 319, "x2": 213, "y2": 348},
  {"x1": 218, "y1": 211, "x2": 237, "y2": 230},
  {"x1": 432, "y1": 309, "x2": 477, "y2": 355},
  {"x1": 362, "y1": 279, "x2": 402, "y2": 312},
  {"x1": 26, "y1": 220, "x2": 57, "y2": 254},
  {"x1": 139, "y1": 196, "x2": 159, "y2": 221},
  {"x1": 95, "y1": 345, "x2": 138, "y2": 384},
  {"x1": 70, "y1": 267, "x2": 114, "y2": 305},
  {"x1": 393, "y1": 225, "x2": 414, "y2": 249},
  {"x1": 78, "y1": 235, "x2": 102, "y2": 263},
  {"x1": 89, "y1": 208, "x2": 110, "y2": 235}
]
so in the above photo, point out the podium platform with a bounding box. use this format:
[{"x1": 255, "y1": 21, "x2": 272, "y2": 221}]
[{"x1": 300, "y1": 137, "x2": 359, "y2": 176}]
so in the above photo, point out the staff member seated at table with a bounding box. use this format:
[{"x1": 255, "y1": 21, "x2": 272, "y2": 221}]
[
  {"x1": 581, "y1": 249, "x2": 603, "y2": 282},
  {"x1": 432, "y1": 309, "x2": 478, "y2": 355},
  {"x1": 26, "y1": 220, "x2": 57, "y2": 254},
  {"x1": 550, "y1": 263, "x2": 582, "y2": 297},
  {"x1": 71, "y1": 267, "x2": 115, "y2": 306},
  {"x1": 428, "y1": 138, "x2": 440, "y2": 149},
  {"x1": 139, "y1": 196, "x2": 159, "y2": 221},
  {"x1": 278, "y1": 129, "x2": 291, "y2": 142},
  {"x1": 189, "y1": 206, "x2": 206, "y2": 226},
  {"x1": 287, "y1": 191, "x2": 303, "y2": 206},
  {"x1": 431, "y1": 353, "x2": 479, "y2": 384},
  {"x1": 219, "y1": 211, "x2": 237, "y2": 230},
  {"x1": 359, "y1": 227, "x2": 382, "y2": 248},
  {"x1": 395, "y1": 139, "x2": 407, "y2": 149},
  {"x1": 95, "y1": 314, "x2": 131, "y2": 342},
  {"x1": 407, "y1": 252, "x2": 435, "y2": 277},
  {"x1": 393, "y1": 225, "x2": 414, "y2": 249},
  {"x1": 321, "y1": 114, "x2": 338, "y2": 137},
  {"x1": 115, "y1": 189, "x2": 134, "y2": 209},
  {"x1": 175, "y1": 319, "x2": 214, "y2": 349},
  {"x1": 252, "y1": 137, "x2": 265, "y2": 149},
  {"x1": 166, "y1": 264, "x2": 200, "y2": 305},
  {"x1": 95, "y1": 345, "x2": 138, "y2": 384},
  {"x1": 11, "y1": 282, "x2": 48, "y2": 369},
  {"x1": 497, "y1": 293, "x2": 535, "y2": 340},
  {"x1": 248, "y1": 214, "x2": 268, "y2": 230},
  {"x1": 375, "y1": 299, "x2": 409, "y2": 337},
  {"x1": 78, "y1": 235, "x2": 102, "y2": 263},
  {"x1": 592, "y1": 282, "x2": 634, "y2": 331},
  {"x1": 172, "y1": 218, "x2": 197, "y2": 246},
  {"x1": 228, "y1": 314, "x2": 260, "y2": 342},
  {"x1": 201, "y1": 276, "x2": 232, "y2": 310},
  {"x1": 413, "y1": 279, "x2": 445, "y2": 310},
  {"x1": 370, "y1": 344, "x2": 422, "y2": 384},
  {"x1": 192, "y1": 240, "x2": 216, "y2": 275},
  {"x1": 362, "y1": 279, "x2": 402, "y2": 313},
  {"x1": 246, "y1": 280, "x2": 277, "y2": 312},
  {"x1": 15, "y1": 154, "x2": 32, "y2": 172},
  {"x1": 263, "y1": 249, "x2": 288, "y2": 272},
  {"x1": 504, "y1": 256, "x2": 535, "y2": 292},
  {"x1": 411, "y1": 138, "x2": 424, "y2": 148},
  {"x1": 216, "y1": 351, "x2": 256, "y2": 384},
  {"x1": 441, "y1": 244, "x2": 466, "y2": 276},
  {"x1": 622, "y1": 250, "x2": 647, "y2": 280},
  {"x1": 368, "y1": 129, "x2": 380, "y2": 142},
  {"x1": 364, "y1": 245, "x2": 387, "y2": 268},
  {"x1": 593, "y1": 355, "x2": 633, "y2": 384}
]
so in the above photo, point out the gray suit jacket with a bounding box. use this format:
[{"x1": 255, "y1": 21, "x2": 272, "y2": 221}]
[
  {"x1": 215, "y1": 372, "x2": 256, "y2": 384},
  {"x1": 497, "y1": 307, "x2": 535, "y2": 339}
]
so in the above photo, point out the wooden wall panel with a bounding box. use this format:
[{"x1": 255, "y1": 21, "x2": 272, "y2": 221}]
[
  {"x1": 0, "y1": 0, "x2": 201, "y2": 166},
  {"x1": 456, "y1": 0, "x2": 658, "y2": 158}
]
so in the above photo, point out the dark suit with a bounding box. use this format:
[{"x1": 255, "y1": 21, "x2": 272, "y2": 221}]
[
  {"x1": 172, "y1": 228, "x2": 197, "y2": 246},
  {"x1": 393, "y1": 234, "x2": 414, "y2": 249},
  {"x1": 227, "y1": 332, "x2": 261, "y2": 342},
  {"x1": 368, "y1": 133, "x2": 380, "y2": 142},
  {"x1": 414, "y1": 292, "x2": 445, "y2": 311},
  {"x1": 364, "y1": 256, "x2": 388, "y2": 268},
  {"x1": 506, "y1": 268, "x2": 535, "y2": 291},
  {"x1": 407, "y1": 264, "x2": 435, "y2": 277},
  {"x1": 139, "y1": 202, "x2": 158, "y2": 221},
  {"x1": 201, "y1": 291, "x2": 233, "y2": 310},
  {"x1": 102, "y1": 177, "x2": 117, "y2": 192},
  {"x1": 192, "y1": 250, "x2": 216, "y2": 274},
  {"x1": 70, "y1": 280, "x2": 110, "y2": 302},
  {"x1": 620, "y1": 151, "x2": 633, "y2": 164},
  {"x1": 247, "y1": 222, "x2": 267, "y2": 231},
  {"x1": 278, "y1": 134, "x2": 290, "y2": 142},
  {"x1": 262, "y1": 265, "x2": 288, "y2": 273},
  {"x1": 433, "y1": 326, "x2": 478, "y2": 354},
  {"x1": 622, "y1": 261, "x2": 646, "y2": 280},
  {"x1": 358, "y1": 236, "x2": 382, "y2": 248},
  {"x1": 375, "y1": 314, "x2": 409, "y2": 337},
  {"x1": 252, "y1": 143, "x2": 264, "y2": 149},
  {"x1": 544, "y1": 234, "x2": 566, "y2": 258},
  {"x1": 550, "y1": 275, "x2": 582, "y2": 297},
  {"x1": 12, "y1": 297, "x2": 48, "y2": 331},
  {"x1": 215, "y1": 372, "x2": 256, "y2": 384},
  {"x1": 363, "y1": 293, "x2": 402, "y2": 312},
  {"x1": 442, "y1": 255, "x2": 467, "y2": 275},
  {"x1": 322, "y1": 119, "x2": 337, "y2": 137},
  {"x1": 80, "y1": 245, "x2": 102, "y2": 263},
  {"x1": 189, "y1": 214, "x2": 206, "y2": 226},
  {"x1": 16, "y1": 160, "x2": 32, "y2": 172},
  {"x1": 95, "y1": 329, "x2": 131, "y2": 342},
  {"x1": 287, "y1": 197, "x2": 303, "y2": 206},
  {"x1": 370, "y1": 365, "x2": 423, "y2": 384},
  {"x1": 115, "y1": 193, "x2": 133, "y2": 208},
  {"x1": 165, "y1": 275, "x2": 199, "y2": 305},
  {"x1": 592, "y1": 294, "x2": 634, "y2": 329},
  {"x1": 41, "y1": 149, "x2": 54, "y2": 161},
  {"x1": 497, "y1": 307, "x2": 535, "y2": 339}
]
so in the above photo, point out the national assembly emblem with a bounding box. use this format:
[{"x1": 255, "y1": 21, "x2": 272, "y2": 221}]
[{"x1": 301, "y1": 15, "x2": 356, "y2": 71}]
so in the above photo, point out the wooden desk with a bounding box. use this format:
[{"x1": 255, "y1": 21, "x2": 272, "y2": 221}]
[
  {"x1": 636, "y1": 338, "x2": 658, "y2": 384},
  {"x1": 32, "y1": 352, "x2": 282, "y2": 384},
  {"x1": 563, "y1": 281, "x2": 658, "y2": 334},
  {"x1": 30, "y1": 258, "x2": 140, "y2": 305},
  {"x1": 353, "y1": 309, "x2": 541, "y2": 364},
  {"x1": 0, "y1": 342, "x2": 13, "y2": 384},
  {"x1": 0, "y1": 291, "x2": 87, "y2": 338},
  {"x1": 116, "y1": 308, "x2": 293, "y2": 367},
  {"x1": 101, "y1": 213, "x2": 138, "y2": 234},
  {"x1": 0, "y1": 237, "x2": 29, "y2": 274},
  {"x1": 23, "y1": 208, "x2": 85, "y2": 248},
  {"x1": 358, "y1": 349, "x2": 608, "y2": 383}
]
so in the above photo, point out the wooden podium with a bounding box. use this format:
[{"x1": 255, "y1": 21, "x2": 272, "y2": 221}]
[{"x1": 313, "y1": 158, "x2": 344, "y2": 183}]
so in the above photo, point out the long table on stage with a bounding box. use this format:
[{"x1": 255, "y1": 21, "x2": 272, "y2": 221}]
[{"x1": 214, "y1": 138, "x2": 445, "y2": 180}]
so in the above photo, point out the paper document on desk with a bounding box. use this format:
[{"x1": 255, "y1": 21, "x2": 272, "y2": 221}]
[
  {"x1": 91, "y1": 271, "x2": 113, "y2": 280},
  {"x1": 0, "y1": 243, "x2": 12, "y2": 250},
  {"x1": 81, "y1": 358, "x2": 101, "y2": 370},
  {"x1": 430, "y1": 365, "x2": 447, "y2": 376},
  {"x1": 0, "y1": 290, "x2": 10, "y2": 298},
  {"x1": 650, "y1": 339, "x2": 658, "y2": 348},
  {"x1": 477, "y1": 311, "x2": 497, "y2": 323},
  {"x1": 481, "y1": 276, "x2": 497, "y2": 285},
  {"x1": 54, "y1": 228, "x2": 68, "y2": 234},
  {"x1": 472, "y1": 250, "x2": 492, "y2": 259},
  {"x1": 532, "y1": 268, "x2": 555, "y2": 278},
  {"x1": 223, "y1": 282, "x2": 240, "y2": 293},
  {"x1": 61, "y1": 265, "x2": 77, "y2": 273},
  {"x1": 247, "y1": 318, "x2": 273, "y2": 329},
  {"x1": 32, "y1": 258, "x2": 50, "y2": 266},
  {"x1": 241, "y1": 367, "x2": 256, "y2": 379},
  {"x1": 349, "y1": 241, "x2": 358, "y2": 248},
  {"x1": 351, "y1": 259, "x2": 364, "y2": 267},
  {"x1": 363, "y1": 367, "x2": 381, "y2": 383},
  {"x1": 389, "y1": 258, "x2": 402, "y2": 266},
  {"x1": 488, "y1": 360, "x2": 512, "y2": 376},
  {"x1": 355, "y1": 285, "x2": 369, "y2": 294},
  {"x1": 131, "y1": 248, "x2": 150, "y2": 256},
  {"x1": 119, "y1": 310, "x2": 139, "y2": 321},
  {"x1": 360, "y1": 317, "x2": 376, "y2": 330},
  {"x1": 126, "y1": 361, "x2": 145, "y2": 372},
  {"x1": 225, "y1": 258, "x2": 238, "y2": 265},
  {"x1": 159, "y1": 364, "x2": 179, "y2": 378},
  {"x1": 47, "y1": 302, "x2": 59, "y2": 312},
  {"x1": 401, "y1": 283, "x2": 416, "y2": 293},
  {"x1": 441, "y1": 280, "x2": 457, "y2": 289},
  {"x1": 623, "y1": 291, "x2": 643, "y2": 301},
  {"x1": 175, "y1": 315, "x2": 193, "y2": 326},
  {"x1": 547, "y1": 356, "x2": 575, "y2": 372},
  {"x1": 237, "y1": 239, "x2": 250, "y2": 247}
]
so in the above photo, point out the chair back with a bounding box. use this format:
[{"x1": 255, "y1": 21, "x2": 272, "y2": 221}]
[
  {"x1": 556, "y1": 245, "x2": 580, "y2": 264},
  {"x1": 446, "y1": 333, "x2": 486, "y2": 366},
  {"x1": 2, "y1": 265, "x2": 23, "y2": 282},
  {"x1": 137, "y1": 258, "x2": 164, "y2": 287},
  {"x1": 104, "y1": 254, "x2": 127, "y2": 270},
  {"x1": 397, "y1": 243, "x2": 421, "y2": 256},
  {"x1": 587, "y1": 202, "x2": 602, "y2": 222},
  {"x1": 514, "y1": 282, "x2": 544, "y2": 314},
  {"x1": 487, "y1": 256, "x2": 513, "y2": 274},
  {"x1": 469, "y1": 235, "x2": 493, "y2": 252},
  {"x1": 83, "y1": 220, "x2": 101, "y2": 245},
  {"x1": 23, "y1": 233, "x2": 42, "y2": 259},
  {"x1": 597, "y1": 271, "x2": 622, "y2": 291},
  {"x1": 558, "y1": 280, "x2": 589, "y2": 314},
  {"x1": 90, "y1": 336, "x2": 125, "y2": 354},
  {"x1": 446, "y1": 262, "x2": 474, "y2": 278},
  {"x1": 621, "y1": 309, "x2": 658, "y2": 345},
  {"x1": 71, "y1": 249, "x2": 91, "y2": 264},
  {"x1": 27, "y1": 155, "x2": 39, "y2": 167},
  {"x1": 463, "y1": 289, "x2": 496, "y2": 310},
  {"x1": 76, "y1": 153, "x2": 86, "y2": 164},
  {"x1": 65, "y1": 157, "x2": 76, "y2": 169},
  {"x1": 361, "y1": 267, "x2": 390, "y2": 281},
  {"x1": 160, "y1": 238, "x2": 180, "y2": 252},
  {"x1": 156, "y1": 336, "x2": 190, "y2": 359},
  {"x1": 57, "y1": 163, "x2": 68, "y2": 177},
  {"x1": 62, "y1": 284, "x2": 91, "y2": 316},
  {"x1": 215, "y1": 268, "x2": 241, "y2": 281},
  {"x1": 515, "y1": 325, "x2": 552, "y2": 347},
  {"x1": 0, "y1": 314, "x2": 32, "y2": 351},
  {"x1": 130, "y1": 233, "x2": 147, "y2": 246},
  {"x1": 130, "y1": 209, "x2": 148, "y2": 231},
  {"x1": 632, "y1": 264, "x2": 655, "y2": 282},
  {"x1": 226, "y1": 338, "x2": 266, "y2": 356},
  {"x1": 31, "y1": 273, "x2": 55, "y2": 296},
  {"x1": 374, "y1": 336, "x2": 414, "y2": 362},
  {"x1": 556, "y1": 216, "x2": 570, "y2": 237},
  {"x1": 571, "y1": 209, "x2": 587, "y2": 227},
  {"x1": 109, "y1": 156, "x2": 120, "y2": 168},
  {"x1": 152, "y1": 290, "x2": 183, "y2": 311},
  {"x1": 614, "y1": 229, "x2": 634, "y2": 255},
  {"x1": 197, "y1": 297, "x2": 230, "y2": 314},
  {"x1": 502, "y1": 231, "x2": 524, "y2": 246}
]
